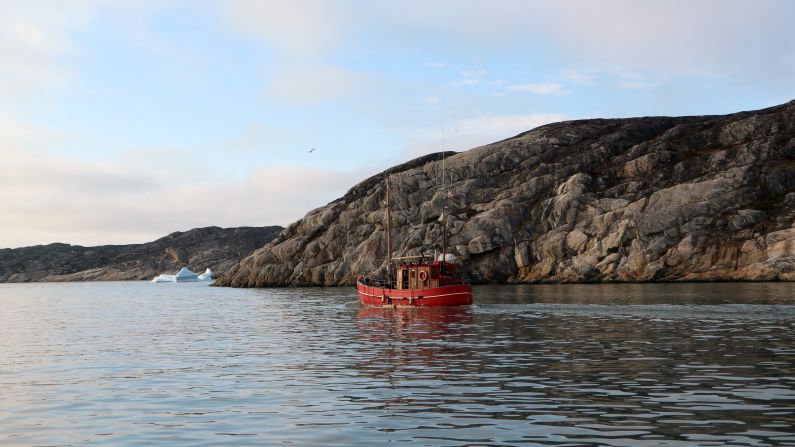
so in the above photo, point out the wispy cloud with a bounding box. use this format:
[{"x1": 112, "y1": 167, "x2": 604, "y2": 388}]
[
  {"x1": 451, "y1": 68, "x2": 487, "y2": 87},
  {"x1": 453, "y1": 79, "x2": 480, "y2": 87},
  {"x1": 0, "y1": 112, "x2": 368, "y2": 248},
  {"x1": 559, "y1": 66, "x2": 658, "y2": 90},
  {"x1": 618, "y1": 80, "x2": 658, "y2": 90},
  {"x1": 507, "y1": 82, "x2": 566, "y2": 95},
  {"x1": 552, "y1": 1, "x2": 794, "y2": 82},
  {"x1": 0, "y1": 2, "x2": 96, "y2": 98},
  {"x1": 222, "y1": 122, "x2": 303, "y2": 154},
  {"x1": 222, "y1": 0, "x2": 351, "y2": 56},
  {"x1": 455, "y1": 113, "x2": 570, "y2": 138},
  {"x1": 608, "y1": 68, "x2": 659, "y2": 90},
  {"x1": 0, "y1": 116, "x2": 60, "y2": 148},
  {"x1": 561, "y1": 68, "x2": 594, "y2": 85},
  {"x1": 461, "y1": 69, "x2": 486, "y2": 78},
  {"x1": 0, "y1": 138, "x2": 363, "y2": 248},
  {"x1": 404, "y1": 112, "x2": 570, "y2": 158},
  {"x1": 265, "y1": 63, "x2": 371, "y2": 103},
  {"x1": 378, "y1": 0, "x2": 795, "y2": 81}
]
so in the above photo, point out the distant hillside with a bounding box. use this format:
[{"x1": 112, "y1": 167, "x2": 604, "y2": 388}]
[
  {"x1": 0, "y1": 226, "x2": 283, "y2": 282},
  {"x1": 217, "y1": 100, "x2": 795, "y2": 287}
]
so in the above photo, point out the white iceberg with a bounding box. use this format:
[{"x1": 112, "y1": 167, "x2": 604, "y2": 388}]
[
  {"x1": 151, "y1": 267, "x2": 200, "y2": 283},
  {"x1": 198, "y1": 268, "x2": 213, "y2": 281},
  {"x1": 151, "y1": 274, "x2": 174, "y2": 283},
  {"x1": 174, "y1": 267, "x2": 198, "y2": 282}
]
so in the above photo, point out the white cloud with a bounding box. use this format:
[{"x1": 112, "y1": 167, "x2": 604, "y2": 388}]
[
  {"x1": 0, "y1": 1, "x2": 198, "y2": 99},
  {"x1": 461, "y1": 69, "x2": 486, "y2": 78},
  {"x1": 561, "y1": 68, "x2": 594, "y2": 85},
  {"x1": 378, "y1": 0, "x2": 795, "y2": 81},
  {"x1": 404, "y1": 112, "x2": 570, "y2": 158},
  {"x1": 532, "y1": 1, "x2": 791, "y2": 78},
  {"x1": 0, "y1": 2, "x2": 96, "y2": 98},
  {"x1": 216, "y1": 1, "x2": 794, "y2": 113},
  {"x1": 0, "y1": 136, "x2": 362, "y2": 248},
  {"x1": 0, "y1": 116, "x2": 58, "y2": 149},
  {"x1": 454, "y1": 113, "x2": 570, "y2": 140},
  {"x1": 220, "y1": 2, "x2": 381, "y2": 105},
  {"x1": 452, "y1": 79, "x2": 480, "y2": 87},
  {"x1": 451, "y1": 68, "x2": 488, "y2": 87},
  {"x1": 222, "y1": 122, "x2": 304, "y2": 154},
  {"x1": 265, "y1": 63, "x2": 371, "y2": 104},
  {"x1": 0, "y1": 111, "x2": 375, "y2": 248},
  {"x1": 558, "y1": 66, "x2": 662, "y2": 90},
  {"x1": 618, "y1": 80, "x2": 658, "y2": 90},
  {"x1": 507, "y1": 82, "x2": 566, "y2": 95},
  {"x1": 222, "y1": 0, "x2": 351, "y2": 56}
]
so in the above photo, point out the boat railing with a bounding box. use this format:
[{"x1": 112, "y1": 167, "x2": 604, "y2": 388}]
[
  {"x1": 356, "y1": 276, "x2": 392, "y2": 288},
  {"x1": 357, "y1": 274, "x2": 470, "y2": 288}
]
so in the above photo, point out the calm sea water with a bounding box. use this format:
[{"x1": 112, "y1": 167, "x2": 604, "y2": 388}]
[{"x1": 1, "y1": 282, "x2": 794, "y2": 446}]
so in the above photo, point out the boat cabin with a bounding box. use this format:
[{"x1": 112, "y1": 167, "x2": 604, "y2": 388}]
[{"x1": 395, "y1": 260, "x2": 457, "y2": 290}]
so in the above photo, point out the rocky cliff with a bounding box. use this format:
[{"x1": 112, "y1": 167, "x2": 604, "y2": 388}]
[
  {"x1": 0, "y1": 226, "x2": 283, "y2": 282},
  {"x1": 217, "y1": 101, "x2": 795, "y2": 287}
]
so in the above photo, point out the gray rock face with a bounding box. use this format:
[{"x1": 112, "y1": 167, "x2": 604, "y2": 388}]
[
  {"x1": 0, "y1": 226, "x2": 283, "y2": 282},
  {"x1": 217, "y1": 101, "x2": 795, "y2": 287}
]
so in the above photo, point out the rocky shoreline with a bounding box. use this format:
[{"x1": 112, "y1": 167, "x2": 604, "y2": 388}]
[{"x1": 217, "y1": 101, "x2": 795, "y2": 287}]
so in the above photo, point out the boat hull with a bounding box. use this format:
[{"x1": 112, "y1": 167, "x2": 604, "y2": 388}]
[{"x1": 356, "y1": 281, "x2": 472, "y2": 307}]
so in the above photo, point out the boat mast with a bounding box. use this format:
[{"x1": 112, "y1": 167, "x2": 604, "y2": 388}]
[
  {"x1": 442, "y1": 114, "x2": 445, "y2": 191},
  {"x1": 385, "y1": 175, "x2": 393, "y2": 286},
  {"x1": 440, "y1": 115, "x2": 448, "y2": 275},
  {"x1": 441, "y1": 206, "x2": 448, "y2": 275}
]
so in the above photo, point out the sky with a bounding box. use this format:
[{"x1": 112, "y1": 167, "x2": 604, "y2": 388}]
[{"x1": 1, "y1": 0, "x2": 794, "y2": 248}]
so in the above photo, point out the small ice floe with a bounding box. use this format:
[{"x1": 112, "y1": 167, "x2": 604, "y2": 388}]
[
  {"x1": 198, "y1": 268, "x2": 213, "y2": 281},
  {"x1": 151, "y1": 274, "x2": 174, "y2": 283},
  {"x1": 151, "y1": 267, "x2": 201, "y2": 283}
]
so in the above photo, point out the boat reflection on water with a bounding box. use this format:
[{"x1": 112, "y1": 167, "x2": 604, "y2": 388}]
[
  {"x1": 352, "y1": 305, "x2": 476, "y2": 400},
  {"x1": 356, "y1": 305, "x2": 473, "y2": 340}
]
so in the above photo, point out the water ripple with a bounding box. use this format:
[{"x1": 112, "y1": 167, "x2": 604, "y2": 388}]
[{"x1": 0, "y1": 281, "x2": 793, "y2": 445}]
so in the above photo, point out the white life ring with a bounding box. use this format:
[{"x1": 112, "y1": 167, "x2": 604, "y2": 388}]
[{"x1": 419, "y1": 270, "x2": 428, "y2": 282}]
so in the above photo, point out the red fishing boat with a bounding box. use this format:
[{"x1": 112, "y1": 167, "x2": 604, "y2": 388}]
[
  {"x1": 356, "y1": 173, "x2": 473, "y2": 307},
  {"x1": 356, "y1": 258, "x2": 472, "y2": 307}
]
